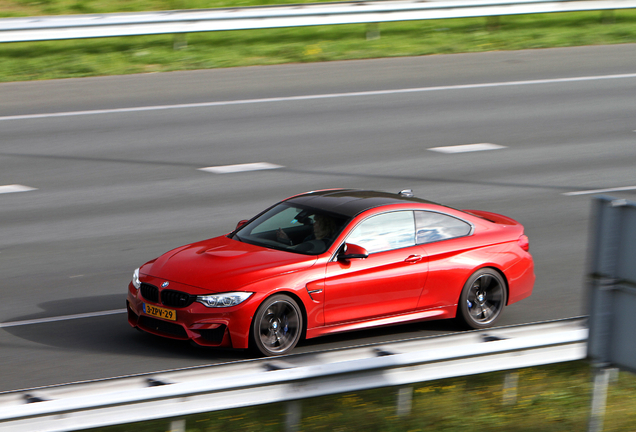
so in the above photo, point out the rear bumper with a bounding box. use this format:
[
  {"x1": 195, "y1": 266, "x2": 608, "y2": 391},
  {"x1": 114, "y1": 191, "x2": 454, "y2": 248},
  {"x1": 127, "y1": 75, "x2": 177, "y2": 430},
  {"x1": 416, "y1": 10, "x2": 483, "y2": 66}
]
[{"x1": 507, "y1": 255, "x2": 535, "y2": 305}]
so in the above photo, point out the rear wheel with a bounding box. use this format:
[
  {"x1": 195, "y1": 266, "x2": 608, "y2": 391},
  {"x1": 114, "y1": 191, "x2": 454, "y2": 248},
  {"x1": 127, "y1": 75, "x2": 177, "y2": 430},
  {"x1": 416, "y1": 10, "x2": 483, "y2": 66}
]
[
  {"x1": 458, "y1": 269, "x2": 506, "y2": 329},
  {"x1": 252, "y1": 294, "x2": 303, "y2": 356}
]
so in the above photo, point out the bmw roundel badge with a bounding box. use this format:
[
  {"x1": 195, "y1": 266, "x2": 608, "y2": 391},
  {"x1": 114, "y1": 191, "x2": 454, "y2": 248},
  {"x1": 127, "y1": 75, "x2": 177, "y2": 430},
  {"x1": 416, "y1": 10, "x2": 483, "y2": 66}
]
[{"x1": 161, "y1": 281, "x2": 170, "y2": 288}]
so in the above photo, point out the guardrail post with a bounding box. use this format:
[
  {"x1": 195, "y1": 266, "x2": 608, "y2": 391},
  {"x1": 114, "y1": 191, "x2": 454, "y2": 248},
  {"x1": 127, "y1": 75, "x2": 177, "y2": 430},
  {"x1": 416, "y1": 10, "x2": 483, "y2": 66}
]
[
  {"x1": 396, "y1": 386, "x2": 413, "y2": 417},
  {"x1": 601, "y1": 9, "x2": 615, "y2": 24},
  {"x1": 170, "y1": 419, "x2": 186, "y2": 432},
  {"x1": 502, "y1": 371, "x2": 519, "y2": 405},
  {"x1": 366, "y1": 23, "x2": 380, "y2": 40},
  {"x1": 174, "y1": 33, "x2": 187, "y2": 50},
  {"x1": 588, "y1": 365, "x2": 610, "y2": 432},
  {"x1": 486, "y1": 16, "x2": 500, "y2": 30},
  {"x1": 285, "y1": 400, "x2": 302, "y2": 432}
]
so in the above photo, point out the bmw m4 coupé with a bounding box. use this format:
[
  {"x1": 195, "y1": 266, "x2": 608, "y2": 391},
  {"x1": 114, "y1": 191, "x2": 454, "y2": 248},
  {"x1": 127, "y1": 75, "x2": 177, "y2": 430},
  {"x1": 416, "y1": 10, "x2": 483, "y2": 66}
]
[{"x1": 127, "y1": 189, "x2": 534, "y2": 356}]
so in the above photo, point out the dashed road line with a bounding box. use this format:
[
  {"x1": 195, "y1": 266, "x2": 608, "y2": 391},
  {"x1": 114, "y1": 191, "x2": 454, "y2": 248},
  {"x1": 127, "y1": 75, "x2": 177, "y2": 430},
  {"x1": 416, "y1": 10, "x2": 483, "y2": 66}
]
[
  {"x1": 428, "y1": 143, "x2": 507, "y2": 154},
  {"x1": 0, "y1": 309, "x2": 127, "y2": 328},
  {"x1": 0, "y1": 184, "x2": 37, "y2": 194},
  {"x1": 198, "y1": 162, "x2": 283, "y2": 174},
  {"x1": 562, "y1": 186, "x2": 636, "y2": 196}
]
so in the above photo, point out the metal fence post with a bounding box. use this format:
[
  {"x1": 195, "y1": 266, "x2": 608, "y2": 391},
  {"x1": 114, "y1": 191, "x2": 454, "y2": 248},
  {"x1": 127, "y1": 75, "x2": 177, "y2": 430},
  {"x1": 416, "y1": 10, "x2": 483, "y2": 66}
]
[{"x1": 586, "y1": 196, "x2": 636, "y2": 432}]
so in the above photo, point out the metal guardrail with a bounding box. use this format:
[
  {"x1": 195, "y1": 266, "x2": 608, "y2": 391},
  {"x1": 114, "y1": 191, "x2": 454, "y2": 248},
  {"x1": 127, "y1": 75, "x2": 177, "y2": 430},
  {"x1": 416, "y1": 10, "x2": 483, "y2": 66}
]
[
  {"x1": 1, "y1": 0, "x2": 635, "y2": 43},
  {"x1": 0, "y1": 318, "x2": 587, "y2": 432}
]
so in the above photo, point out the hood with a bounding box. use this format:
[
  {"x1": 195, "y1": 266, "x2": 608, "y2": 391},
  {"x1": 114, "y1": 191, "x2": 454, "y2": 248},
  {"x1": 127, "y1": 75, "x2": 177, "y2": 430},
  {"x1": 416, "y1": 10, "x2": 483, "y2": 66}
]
[{"x1": 140, "y1": 235, "x2": 317, "y2": 293}]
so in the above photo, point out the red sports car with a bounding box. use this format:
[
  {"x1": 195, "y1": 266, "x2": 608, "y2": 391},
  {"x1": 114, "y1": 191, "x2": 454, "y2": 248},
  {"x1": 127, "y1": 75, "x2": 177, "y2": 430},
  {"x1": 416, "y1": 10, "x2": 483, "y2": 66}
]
[{"x1": 127, "y1": 189, "x2": 534, "y2": 356}]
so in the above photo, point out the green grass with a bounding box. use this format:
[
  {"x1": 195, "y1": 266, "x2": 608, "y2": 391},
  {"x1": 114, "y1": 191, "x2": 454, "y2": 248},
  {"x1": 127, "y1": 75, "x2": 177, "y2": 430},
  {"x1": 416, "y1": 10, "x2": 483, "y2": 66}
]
[
  {"x1": 86, "y1": 361, "x2": 636, "y2": 432},
  {"x1": 1, "y1": 3, "x2": 636, "y2": 82}
]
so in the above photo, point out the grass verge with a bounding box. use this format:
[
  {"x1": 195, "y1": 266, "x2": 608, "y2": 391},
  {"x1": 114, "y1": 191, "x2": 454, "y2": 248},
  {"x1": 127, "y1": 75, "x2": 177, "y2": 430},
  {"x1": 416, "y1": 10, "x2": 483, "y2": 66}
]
[
  {"x1": 85, "y1": 361, "x2": 636, "y2": 432},
  {"x1": 1, "y1": 8, "x2": 636, "y2": 82}
]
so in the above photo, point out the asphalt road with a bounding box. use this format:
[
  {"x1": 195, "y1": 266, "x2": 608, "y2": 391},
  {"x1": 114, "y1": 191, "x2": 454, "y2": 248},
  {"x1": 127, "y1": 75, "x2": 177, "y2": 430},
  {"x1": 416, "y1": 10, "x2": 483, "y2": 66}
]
[{"x1": 1, "y1": 44, "x2": 635, "y2": 393}]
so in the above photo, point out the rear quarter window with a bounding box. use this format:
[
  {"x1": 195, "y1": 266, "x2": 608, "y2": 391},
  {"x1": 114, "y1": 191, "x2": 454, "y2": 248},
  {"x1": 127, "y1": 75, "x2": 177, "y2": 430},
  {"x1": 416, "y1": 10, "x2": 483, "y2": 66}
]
[{"x1": 415, "y1": 211, "x2": 472, "y2": 244}]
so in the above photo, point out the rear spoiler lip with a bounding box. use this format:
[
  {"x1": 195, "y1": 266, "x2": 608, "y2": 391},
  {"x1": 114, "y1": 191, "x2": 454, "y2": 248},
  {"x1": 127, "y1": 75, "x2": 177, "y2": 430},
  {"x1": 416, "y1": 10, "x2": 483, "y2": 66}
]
[{"x1": 463, "y1": 209, "x2": 521, "y2": 226}]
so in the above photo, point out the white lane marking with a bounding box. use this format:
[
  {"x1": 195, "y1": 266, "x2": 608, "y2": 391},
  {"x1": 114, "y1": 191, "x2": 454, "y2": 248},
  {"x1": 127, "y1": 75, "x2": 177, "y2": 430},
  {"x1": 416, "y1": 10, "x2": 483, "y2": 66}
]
[
  {"x1": 0, "y1": 184, "x2": 37, "y2": 194},
  {"x1": 198, "y1": 162, "x2": 283, "y2": 174},
  {"x1": 2, "y1": 73, "x2": 636, "y2": 121},
  {"x1": 0, "y1": 309, "x2": 127, "y2": 328},
  {"x1": 428, "y1": 143, "x2": 506, "y2": 154},
  {"x1": 563, "y1": 186, "x2": 636, "y2": 196}
]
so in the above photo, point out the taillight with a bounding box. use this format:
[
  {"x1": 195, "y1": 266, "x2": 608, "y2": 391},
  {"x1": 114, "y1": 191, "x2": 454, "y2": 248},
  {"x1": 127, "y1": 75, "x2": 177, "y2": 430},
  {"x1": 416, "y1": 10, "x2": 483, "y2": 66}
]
[{"x1": 518, "y1": 235, "x2": 529, "y2": 252}]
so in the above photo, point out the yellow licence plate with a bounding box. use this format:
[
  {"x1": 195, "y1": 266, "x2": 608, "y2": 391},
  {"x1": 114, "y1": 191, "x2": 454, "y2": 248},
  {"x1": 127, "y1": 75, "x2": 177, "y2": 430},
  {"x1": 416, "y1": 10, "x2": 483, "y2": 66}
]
[{"x1": 143, "y1": 303, "x2": 177, "y2": 321}]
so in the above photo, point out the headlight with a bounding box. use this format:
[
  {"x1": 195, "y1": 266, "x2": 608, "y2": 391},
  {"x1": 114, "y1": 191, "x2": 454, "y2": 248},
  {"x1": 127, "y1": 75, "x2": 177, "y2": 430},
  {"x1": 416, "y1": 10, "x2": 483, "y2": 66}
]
[
  {"x1": 196, "y1": 292, "x2": 253, "y2": 308},
  {"x1": 132, "y1": 268, "x2": 141, "y2": 290}
]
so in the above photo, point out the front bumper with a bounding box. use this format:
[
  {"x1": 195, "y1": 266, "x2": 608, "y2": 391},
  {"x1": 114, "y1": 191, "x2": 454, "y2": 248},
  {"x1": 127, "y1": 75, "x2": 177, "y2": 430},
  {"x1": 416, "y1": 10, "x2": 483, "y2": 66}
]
[{"x1": 126, "y1": 281, "x2": 257, "y2": 349}]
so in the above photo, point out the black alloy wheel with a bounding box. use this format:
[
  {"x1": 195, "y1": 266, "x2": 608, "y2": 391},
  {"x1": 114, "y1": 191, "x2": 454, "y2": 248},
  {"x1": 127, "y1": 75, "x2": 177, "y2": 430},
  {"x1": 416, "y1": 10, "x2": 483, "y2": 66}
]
[
  {"x1": 252, "y1": 294, "x2": 303, "y2": 356},
  {"x1": 458, "y1": 268, "x2": 507, "y2": 329}
]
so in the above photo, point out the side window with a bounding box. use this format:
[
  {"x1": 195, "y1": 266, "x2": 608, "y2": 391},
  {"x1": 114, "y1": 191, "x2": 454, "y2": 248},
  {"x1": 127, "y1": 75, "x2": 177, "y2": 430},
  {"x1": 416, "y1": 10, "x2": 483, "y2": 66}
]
[
  {"x1": 415, "y1": 211, "x2": 471, "y2": 244},
  {"x1": 347, "y1": 211, "x2": 415, "y2": 254}
]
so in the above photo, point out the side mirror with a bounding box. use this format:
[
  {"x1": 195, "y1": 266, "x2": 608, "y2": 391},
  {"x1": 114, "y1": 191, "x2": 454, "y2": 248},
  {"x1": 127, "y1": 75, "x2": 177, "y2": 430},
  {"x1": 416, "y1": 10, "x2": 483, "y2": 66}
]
[
  {"x1": 235, "y1": 220, "x2": 249, "y2": 231},
  {"x1": 339, "y1": 243, "x2": 369, "y2": 261}
]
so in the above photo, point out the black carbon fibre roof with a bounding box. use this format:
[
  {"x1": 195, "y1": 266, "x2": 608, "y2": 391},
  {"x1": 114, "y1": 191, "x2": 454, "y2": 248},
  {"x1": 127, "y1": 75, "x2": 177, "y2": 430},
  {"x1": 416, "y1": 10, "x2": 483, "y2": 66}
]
[{"x1": 284, "y1": 189, "x2": 438, "y2": 217}]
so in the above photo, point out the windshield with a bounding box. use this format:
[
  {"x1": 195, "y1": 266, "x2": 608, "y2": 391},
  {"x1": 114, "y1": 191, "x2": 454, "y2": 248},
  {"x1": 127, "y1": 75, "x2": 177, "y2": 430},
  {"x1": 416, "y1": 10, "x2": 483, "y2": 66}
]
[{"x1": 233, "y1": 203, "x2": 350, "y2": 255}]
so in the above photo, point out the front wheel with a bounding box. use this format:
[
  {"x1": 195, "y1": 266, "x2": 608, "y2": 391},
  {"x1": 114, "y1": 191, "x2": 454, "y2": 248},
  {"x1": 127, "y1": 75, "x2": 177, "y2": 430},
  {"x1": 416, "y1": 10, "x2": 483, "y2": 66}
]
[
  {"x1": 251, "y1": 294, "x2": 303, "y2": 356},
  {"x1": 458, "y1": 269, "x2": 507, "y2": 329}
]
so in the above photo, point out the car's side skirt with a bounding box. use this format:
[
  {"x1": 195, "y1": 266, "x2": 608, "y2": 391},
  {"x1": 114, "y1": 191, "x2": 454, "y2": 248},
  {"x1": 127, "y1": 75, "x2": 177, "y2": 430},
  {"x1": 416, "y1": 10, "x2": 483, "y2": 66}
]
[{"x1": 305, "y1": 305, "x2": 457, "y2": 340}]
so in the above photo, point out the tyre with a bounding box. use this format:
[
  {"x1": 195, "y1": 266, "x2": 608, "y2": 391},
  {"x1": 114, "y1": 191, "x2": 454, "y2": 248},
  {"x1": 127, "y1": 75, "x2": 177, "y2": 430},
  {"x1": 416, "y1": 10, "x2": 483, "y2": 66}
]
[
  {"x1": 458, "y1": 269, "x2": 506, "y2": 329},
  {"x1": 252, "y1": 294, "x2": 303, "y2": 356}
]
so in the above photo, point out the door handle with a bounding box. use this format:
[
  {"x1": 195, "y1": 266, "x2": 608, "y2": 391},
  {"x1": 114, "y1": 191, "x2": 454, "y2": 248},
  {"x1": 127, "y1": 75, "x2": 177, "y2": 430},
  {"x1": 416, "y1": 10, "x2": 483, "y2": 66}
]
[{"x1": 405, "y1": 254, "x2": 423, "y2": 263}]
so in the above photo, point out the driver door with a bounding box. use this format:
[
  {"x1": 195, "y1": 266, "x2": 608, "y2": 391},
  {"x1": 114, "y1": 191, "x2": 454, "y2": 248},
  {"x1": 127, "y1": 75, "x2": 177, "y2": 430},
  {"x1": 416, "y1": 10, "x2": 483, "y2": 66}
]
[{"x1": 324, "y1": 211, "x2": 428, "y2": 324}]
